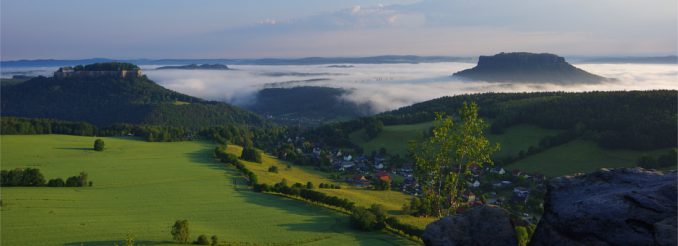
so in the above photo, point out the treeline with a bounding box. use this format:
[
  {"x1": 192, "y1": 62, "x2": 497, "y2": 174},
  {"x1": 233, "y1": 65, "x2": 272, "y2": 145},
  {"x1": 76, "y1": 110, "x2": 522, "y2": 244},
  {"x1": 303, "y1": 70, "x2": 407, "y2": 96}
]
[
  {"x1": 311, "y1": 91, "x2": 677, "y2": 151},
  {"x1": 213, "y1": 145, "x2": 423, "y2": 240},
  {"x1": 1, "y1": 168, "x2": 90, "y2": 187},
  {"x1": 2, "y1": 117, "x2": 285, "y2": 151}
]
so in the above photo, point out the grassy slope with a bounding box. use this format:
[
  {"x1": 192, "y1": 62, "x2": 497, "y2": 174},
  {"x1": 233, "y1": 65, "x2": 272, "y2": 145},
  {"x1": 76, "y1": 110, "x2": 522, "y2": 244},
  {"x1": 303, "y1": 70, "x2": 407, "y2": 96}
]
[
  {"x1": 506, "y1": 139, "x2": 673, "y2": 176},
  {"x1": 1, "y1": 135, "x2": 416, "y2": 246},
  {"x1": 226, "y1": 145, "x2": 435, "y2": 229},
  {"x1": 349, "y1": 121, "x2": 560, "y2": 159}
]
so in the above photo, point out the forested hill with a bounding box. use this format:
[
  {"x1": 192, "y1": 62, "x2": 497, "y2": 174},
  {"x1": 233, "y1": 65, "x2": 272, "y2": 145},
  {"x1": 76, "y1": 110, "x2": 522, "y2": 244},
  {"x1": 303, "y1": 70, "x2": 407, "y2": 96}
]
[
  {"x1": 0, "y1": 66, "x2": 265, "y2": 129},
  {"x1": 245, "y1": 86, "x2": 372, "y2": 125},
  {"x1": 311, "y1": 91, "x2": 677, "y2": 151}
]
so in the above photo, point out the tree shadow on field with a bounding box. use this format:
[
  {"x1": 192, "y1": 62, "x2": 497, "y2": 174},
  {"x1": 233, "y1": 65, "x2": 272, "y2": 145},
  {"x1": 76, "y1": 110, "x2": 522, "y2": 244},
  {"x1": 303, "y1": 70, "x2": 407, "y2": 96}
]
[
  {"x1": 185, "y1": 145, "x2": 228, "y2": 171},
  {"x1": 64, "y1": 239, "x2": 174, "y2": 246},
  {"x1": 183, "y1": 145, "x2": 413, "y2": 246},
  {"x1": 55, "y1": 147, "x2": 93, "y2": 151}
]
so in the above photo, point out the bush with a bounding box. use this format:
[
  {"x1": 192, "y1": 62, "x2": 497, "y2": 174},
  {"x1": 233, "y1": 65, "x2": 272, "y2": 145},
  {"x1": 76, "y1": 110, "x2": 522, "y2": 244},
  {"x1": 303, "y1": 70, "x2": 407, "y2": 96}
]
[
  {"x1": 47, "y1": 178, "x2": 65, "y2": 187},
  {"x1": 268, "y1": 166, "x2": 278, "y2": 173},
  {"x1": 306, "y1": 181, "x2": 314, "y2": 189},
  {"x1": 350, "y1": 207, "x2": 380, "y2": 231},
  {"x1": 93, "y1": 139, "x2": 105, "y2": 151},
  {"x1": 194, "y1": 234, "x2": 209, "y2": 245},
  {"x1": 0, "y1": 168, "x2": 46, "y2": 187},
  {"x1": 210, "y1": 235, "x2": 218, "y2": 246}
]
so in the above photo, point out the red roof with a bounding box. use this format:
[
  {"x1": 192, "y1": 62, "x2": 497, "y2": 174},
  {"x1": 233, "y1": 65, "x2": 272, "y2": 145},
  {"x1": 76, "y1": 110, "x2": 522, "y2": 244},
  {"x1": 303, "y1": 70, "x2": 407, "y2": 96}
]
[{"x1": 376, "y1": 171, "x2": 391, "y2": 182}]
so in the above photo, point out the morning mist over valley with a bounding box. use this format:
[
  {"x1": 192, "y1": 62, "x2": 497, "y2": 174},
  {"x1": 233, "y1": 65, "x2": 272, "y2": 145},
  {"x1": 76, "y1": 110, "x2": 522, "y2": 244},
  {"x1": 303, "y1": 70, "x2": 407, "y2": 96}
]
[{"x1": 1, "y1": 1, "x2": 676, "y2": 246}]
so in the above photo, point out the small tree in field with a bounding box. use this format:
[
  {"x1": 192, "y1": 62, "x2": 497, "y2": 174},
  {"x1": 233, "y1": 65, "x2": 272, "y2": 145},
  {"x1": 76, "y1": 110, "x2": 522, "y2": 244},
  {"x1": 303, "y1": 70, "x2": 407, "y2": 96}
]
[
  {"x1": 94, "y1": 139, "x2": 105, "y2": 151},
  {"x1": 171, "y1": 219, "x2": 190, "y2": 243}
]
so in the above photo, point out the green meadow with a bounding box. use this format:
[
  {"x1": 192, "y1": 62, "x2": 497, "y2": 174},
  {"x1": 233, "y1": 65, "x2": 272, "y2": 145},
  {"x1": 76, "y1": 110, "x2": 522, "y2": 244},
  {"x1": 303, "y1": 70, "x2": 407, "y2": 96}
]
[
  {"x1": 0, "y1": 135, "x2": 416, "y2": 246},
  {"x1": 506, "y1": 139, "x2": 673, "y2": 176}
]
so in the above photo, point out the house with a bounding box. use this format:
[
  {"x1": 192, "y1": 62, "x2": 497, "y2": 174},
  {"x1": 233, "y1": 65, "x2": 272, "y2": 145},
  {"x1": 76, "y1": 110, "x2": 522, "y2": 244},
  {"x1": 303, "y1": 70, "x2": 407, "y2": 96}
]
[
  {"x1": 343, "y1": 154, "x2": 353, "y2": 161},
  {"x1": 491, "y1": 167, "x2": 506, "y2": 175},
  {"x1": 512, "y1": 187, "x2": 530, "y2": 204},
  {"x1": 339, "y1": 161, "x2": 355, "y2": 171},
  {"x1": 471, "y1": 180, "x2": 480, "y2": 188},
  {"x1": 513, "y1": 187, "x2": 529, "y2": 197},
  {"x1": 351, "y1": 175, "x2": 369, "y2": 186},
  {"x1": 463, "y1": 191, "x2": 476, "y2": 202},
  {"x1": 374, "y1": 163, "x2": 384, "y2": 169},
  {"x1": 375, "y1": 171, "x2": 391, "y2": 183}
]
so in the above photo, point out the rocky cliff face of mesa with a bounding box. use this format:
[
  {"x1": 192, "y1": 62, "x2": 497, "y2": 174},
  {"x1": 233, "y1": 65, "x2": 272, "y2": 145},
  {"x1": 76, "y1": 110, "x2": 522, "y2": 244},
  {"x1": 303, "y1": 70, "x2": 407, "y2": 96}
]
[
  {"x1": 453, "y1": 52, "x2": 608, "y2": 83},
  {"x1": 423, "y1": 168, "x2": 677, "y2": 246}
]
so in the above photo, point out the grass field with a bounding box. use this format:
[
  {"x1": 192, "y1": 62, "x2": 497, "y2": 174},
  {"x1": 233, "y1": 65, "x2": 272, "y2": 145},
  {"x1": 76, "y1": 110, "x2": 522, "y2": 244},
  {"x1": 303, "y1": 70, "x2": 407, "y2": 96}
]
[
  {"x1": 225, "y1": 145, "x2": 435, "y2": 229},
  {"x1": 507, "y1": 139, "x2": 673, "y2": 176},
  {"x1": 1, "y1": 135, "x2": 417, "y2": 246},
  {"x1": 349, "y1": 121, "x2": 560, "y2": 159}
]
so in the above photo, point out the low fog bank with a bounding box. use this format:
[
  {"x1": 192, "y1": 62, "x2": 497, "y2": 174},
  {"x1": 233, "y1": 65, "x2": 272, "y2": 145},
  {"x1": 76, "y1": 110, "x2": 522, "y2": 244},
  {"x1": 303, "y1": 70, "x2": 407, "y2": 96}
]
[
  {"x1": 2, "y1": 62, "x2": 675, "y2": 114},
  {"x1": 143, "y1": 62, "x2": 678, "y2": 113}
]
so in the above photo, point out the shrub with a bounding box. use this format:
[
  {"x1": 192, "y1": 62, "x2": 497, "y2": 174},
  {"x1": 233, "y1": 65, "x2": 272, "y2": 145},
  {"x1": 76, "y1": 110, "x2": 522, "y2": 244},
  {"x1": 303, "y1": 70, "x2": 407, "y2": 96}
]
[
  {"x1": 268, "y1": 166, "x2": 278, "y2": 173},
  {"x1": 210, "y1": 235, "x2": 218, "y2": 246},
  {"x1": 194, "y1": 234, "x2": 209, "y2": 245},
  {"x1": 47, "y1": 178, "x2": 65, "y2": 187},
  {"x1": 0, "y1": 168, "x2": 46, "y2": 187},
  {"x1": 306, "y1": 181, "x2": 314, "y2": 189},
  {"x1": 350, "y1": 207, "x2": 379, "y2": 231},
  {"x1": 94, "y1": 139, "x2": 105, "y2": 151}
]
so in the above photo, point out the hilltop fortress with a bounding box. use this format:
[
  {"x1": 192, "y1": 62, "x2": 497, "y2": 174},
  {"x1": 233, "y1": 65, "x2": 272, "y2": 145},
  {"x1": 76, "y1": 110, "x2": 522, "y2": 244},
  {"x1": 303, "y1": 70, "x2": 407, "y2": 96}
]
[{"x1": 54, "y1": 62, "x2": 142, "y2": 78}]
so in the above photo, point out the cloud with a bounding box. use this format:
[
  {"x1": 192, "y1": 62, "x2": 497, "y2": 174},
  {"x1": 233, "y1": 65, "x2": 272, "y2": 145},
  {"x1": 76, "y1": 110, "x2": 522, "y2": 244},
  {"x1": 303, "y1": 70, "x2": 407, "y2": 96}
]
[{"x1": 141, "y1": 63, "x2": 678, "y2": 114}]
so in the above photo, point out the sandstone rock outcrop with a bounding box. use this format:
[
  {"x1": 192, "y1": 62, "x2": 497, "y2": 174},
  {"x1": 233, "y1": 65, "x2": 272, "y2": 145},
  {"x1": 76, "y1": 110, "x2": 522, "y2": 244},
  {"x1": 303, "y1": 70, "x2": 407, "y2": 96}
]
[
  {"x1": 530, "y1": 168, "x2": 677, "y2": 246},
  {"x1": 423, "y1": 205, "x2": 518, "y2": 246}
]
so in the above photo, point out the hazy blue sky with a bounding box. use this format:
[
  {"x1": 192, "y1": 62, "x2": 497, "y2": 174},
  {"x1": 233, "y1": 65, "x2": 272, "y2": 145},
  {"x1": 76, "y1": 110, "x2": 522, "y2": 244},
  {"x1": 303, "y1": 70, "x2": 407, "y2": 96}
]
[{"x1": 1, "y1": 0, "x2": 676, "y2": 60}]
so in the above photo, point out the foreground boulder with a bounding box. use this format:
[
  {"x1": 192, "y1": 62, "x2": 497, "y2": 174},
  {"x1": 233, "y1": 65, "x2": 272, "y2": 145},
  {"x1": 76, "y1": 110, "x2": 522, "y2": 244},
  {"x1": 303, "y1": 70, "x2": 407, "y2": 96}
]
[
  {"x1": 423, "y1": 205, "x2": 518, "y2": 246},
  {"x1": 530, "y1": 168, "x2": 677, "y2": 246}
]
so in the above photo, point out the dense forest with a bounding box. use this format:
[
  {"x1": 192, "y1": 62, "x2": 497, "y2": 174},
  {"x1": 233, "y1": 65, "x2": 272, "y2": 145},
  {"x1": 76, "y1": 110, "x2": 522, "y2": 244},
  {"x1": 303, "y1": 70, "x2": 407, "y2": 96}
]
[
  {"x1": 0, "y1": 72, "x2": 265, "y2": 128},
  {"x1": 307, "y1": 91, "x2": 677, "y2": 151}
]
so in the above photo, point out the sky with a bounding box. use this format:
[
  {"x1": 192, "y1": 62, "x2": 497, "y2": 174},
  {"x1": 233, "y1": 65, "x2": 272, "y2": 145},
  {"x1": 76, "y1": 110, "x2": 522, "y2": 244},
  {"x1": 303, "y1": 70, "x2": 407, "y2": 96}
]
[{"x1": 1, "y1": 0, "x2": 677, "y2": 60}]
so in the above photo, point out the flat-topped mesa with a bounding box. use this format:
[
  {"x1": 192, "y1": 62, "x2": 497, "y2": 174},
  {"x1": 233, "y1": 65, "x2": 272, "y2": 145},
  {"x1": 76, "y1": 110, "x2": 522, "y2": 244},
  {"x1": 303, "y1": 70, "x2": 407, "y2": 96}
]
[
  {"x1": 453, "y1": 52, "x2": 608, "y2": 83},
  {"x1": 54, "y1": 62, "x2": 142, "y2": 79}
]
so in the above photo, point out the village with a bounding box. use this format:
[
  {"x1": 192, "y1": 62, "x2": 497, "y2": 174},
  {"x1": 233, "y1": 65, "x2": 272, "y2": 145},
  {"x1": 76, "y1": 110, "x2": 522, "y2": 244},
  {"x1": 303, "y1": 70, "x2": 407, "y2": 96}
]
[{"x1": 283, "y1": 136, "x2": 548, "y2": 223}]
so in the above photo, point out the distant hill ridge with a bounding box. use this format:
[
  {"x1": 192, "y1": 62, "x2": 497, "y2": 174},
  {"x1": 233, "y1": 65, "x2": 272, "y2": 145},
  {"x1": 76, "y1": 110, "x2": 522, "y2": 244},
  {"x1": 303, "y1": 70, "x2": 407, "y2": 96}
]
[
  {"x1": 156, "y1": 64, "x2": 230, "y2": 70},
  {"x1": 453, "y1": 52, "x2": 608, "y2": 83},
  {"x1": 1, "y1": 62, "x2": 265, "y2": 128}
]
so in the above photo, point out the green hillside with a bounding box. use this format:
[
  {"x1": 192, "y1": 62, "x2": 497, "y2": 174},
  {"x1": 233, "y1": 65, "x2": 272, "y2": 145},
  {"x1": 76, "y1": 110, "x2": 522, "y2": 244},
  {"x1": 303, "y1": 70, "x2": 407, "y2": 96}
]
[
  {"x1": 0, "y1": 135, "x2": 415, "y2": 245},
  {"x1": 506, "y1": 139, "x2": 674, "y2": 176}
]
